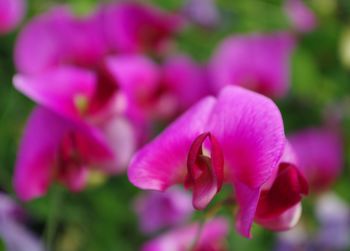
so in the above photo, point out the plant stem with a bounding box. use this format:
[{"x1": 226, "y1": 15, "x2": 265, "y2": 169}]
[{"x1": 45, "y1": 186, "x2": 64, "y2": 251}]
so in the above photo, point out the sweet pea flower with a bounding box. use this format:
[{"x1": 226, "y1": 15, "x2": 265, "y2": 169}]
[
  {"x1": 288, "y1": 128, "x2": 343, "y2": 192},
  {"x1": 284, "y1": 0, "x2": 317, "y2": 33},
  {"x1": 0, "y1": 193, "x2": 44, "y2": 251},
  {"x1": 128, "y1": 86, "x2": 306, "y2": 237},
  {"x1": 0, "y1": 0, "x2": 26, "y2": 34},
  {"x1": 99, "y1": 2, "x2": 183, "y2": 54},
  {"x1": 13, "y1": 7, "x2": 139, "y2": 172},
  {"x1": 134, "y1": 187, "x2": 193, "y2": 234},
  {"x1": 141, "y1": 218, "x2": 229, "y2": 251},
  {"x1": 209, "y1": 33, "x2": 295, "y2": 99},
  {"x1": 13, "y1": 106, "x2": 123, "y2": 201}
]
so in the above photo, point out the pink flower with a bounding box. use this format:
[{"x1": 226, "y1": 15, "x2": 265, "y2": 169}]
[
  {"x1": 288, "y1": 128, "x2": 343, "y2": 192},
  {"x1": 0, "y1": 0, "x2": 26, "y2": 34},
  {"x1": 128, "y1": 86, "x2": 288, "y2": 237},
  {"x1": 134, "y1": 187, "x2": 193, "y2": 233},
  {"x1": 13, "y1": 106, "x2": 122, "y2": 201},
  {"x1": 209, "y1": 33, "x2": 295, "y2": 99},
  {"x1": 99, "y1": 2, "x2": 183, "y2": 54},
  {"x1": 13, "y1": 7, "x2": 138, "y2": 173},
  {"x1": 284, "y1": 0, "x2": 317, "y2": 33},
  {"x1": 141, "y1": 218, "x2": 229, "y2": 251}
]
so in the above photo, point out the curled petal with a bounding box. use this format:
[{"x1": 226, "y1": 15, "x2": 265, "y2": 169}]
[
  {"x1": 255, "y1": 163, "x2": 308, "y2": 220},
  {"x1": 185, "y1": 132, "x2": 224, "y2": 210},
  {"x1": 13, "y1": 67, "x2": 96, "y2": 121},
  {"x1": 128, "y1": 97, "x2": 216, "y2": 191}
]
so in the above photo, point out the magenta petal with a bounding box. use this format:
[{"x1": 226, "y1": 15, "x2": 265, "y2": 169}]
[
  {"x1": 128, "y1": 97, "x2": 216, "y2": 191},
  {"x1": 255, "y1": 203, "x2": 302, "y2": 231},
  {"x1": 14, "y1": 7, "x2": 73, "y2": 74},
  {"x1": 0, "y1": 0, "x2": 26, "y2": 34},
  {"x1": 14, "y1": 7, "x2": 107, "y2": 74},
  {"x1": 234, "y1": 182, "x2": 261, "y2": 238},
  {"x1": 14, "y1": 107, "x2": 69, "y2": 200},
  {"x1": 13, "y1": 67, "x2": 96, "y2": 121},
  {"x1": 255, "y1": 163, "x2": 308, "y2": 220},
  {"x1": 209, "y1": 33, "x2": 295, "y2": 98},
  {"x1": 209, "y1": 86, "x2": 285, "y2": 187}
]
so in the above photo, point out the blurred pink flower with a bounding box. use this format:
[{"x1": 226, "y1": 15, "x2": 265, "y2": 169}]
[
  {"x1": 107, "y1": 54, "x2": 210, "y2": 122},
  {"x1": 13, "y1": 7, "x2": 139, "y2": 179},
  {"x1": 209, "y1": 33, "x2": 295, "y2": 99},
  {"x1": 0, "y1": 0, "x2": 26, "y2": 34},
  {"x1": 13, "y1": 106, "x2": 130, "y2": 201},
  {"x1": 128, "y1": 86, "x2": 287, "y2": 237},
  {"x1": 134, "y1": 187, "x2": 193, "y2": 233},
  {"x1": 288, "y1": 128, "x2": 343, "y2": 192},
  {"x1": 284, "y1": 0, "x2": 317, "y2": 33},
  {"x1": 0, "y1": 193, "x2": 44, "y2": 251},
  {"x1": 99, "y1": 2, "x2": 183, "y2": 54},
  {"x1": 141, "y1": 218, "x2": 229, "y2": 251}
]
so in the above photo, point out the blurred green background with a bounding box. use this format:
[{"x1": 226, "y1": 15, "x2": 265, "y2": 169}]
[{"x1": 1, "y1": 0, "x2": 350, "y2": 250}]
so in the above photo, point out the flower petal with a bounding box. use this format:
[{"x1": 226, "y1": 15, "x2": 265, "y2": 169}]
[
  {"x1": 255, "y1": 203, "x2": 302, "y2": 231},
  {"x1": 14, "y1": 7, "x2": 107, "y2": 74},
  {"x1": 0, "y1": 0, "x2": 26, "y2": 34},
  {"x1": 13, "y1": 67, "x2": 96, "y2": 121},
  {"x1": 209, "y1": 86, "x2": 285, "y2": 188},
  {"x1": 185, "y1": 132, "x2": 224, "y2": 210},
  {"x1": 255, "y1": 163, "x2": 308, "y2": 220},
  {"x1": 128, "y1": 96, "x2": 216, "y2": 191}
]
